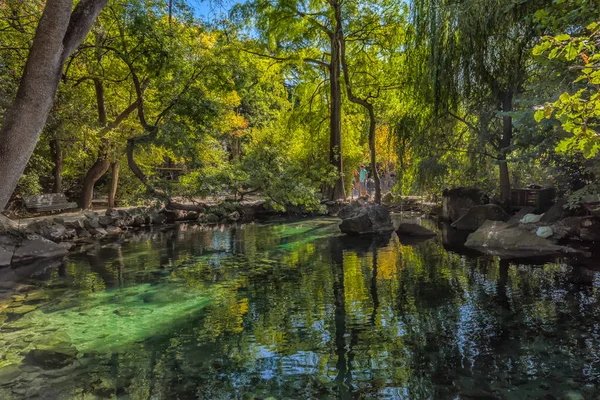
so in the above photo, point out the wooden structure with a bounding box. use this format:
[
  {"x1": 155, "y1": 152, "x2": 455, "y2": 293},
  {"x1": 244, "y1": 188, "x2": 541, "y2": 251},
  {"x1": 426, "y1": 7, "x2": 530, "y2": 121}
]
[
  {"x1": 23, "y1": 193, "x2": 78, "y2": 213},
  {"x1": 510, "y1": 187, "x2": 555, "y2": 214}
]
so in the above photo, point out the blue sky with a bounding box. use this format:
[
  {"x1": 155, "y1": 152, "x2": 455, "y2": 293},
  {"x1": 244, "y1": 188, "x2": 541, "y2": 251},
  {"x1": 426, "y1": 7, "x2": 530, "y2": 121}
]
[{"x1": 187, "y1": 0, "x2": 244, "y2": 20}]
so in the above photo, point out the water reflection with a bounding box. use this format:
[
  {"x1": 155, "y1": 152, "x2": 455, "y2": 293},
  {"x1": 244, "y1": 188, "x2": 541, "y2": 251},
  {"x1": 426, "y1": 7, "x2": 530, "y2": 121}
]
[{"x1": 0, "y1": 218, "x2": 599, "y2": 399}]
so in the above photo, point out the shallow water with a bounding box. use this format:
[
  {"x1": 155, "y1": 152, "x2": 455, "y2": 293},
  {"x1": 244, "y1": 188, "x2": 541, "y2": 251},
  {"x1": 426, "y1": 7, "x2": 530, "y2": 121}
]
[{"x1": 0, "y1": 218, "x2": 599, "y2": 399}]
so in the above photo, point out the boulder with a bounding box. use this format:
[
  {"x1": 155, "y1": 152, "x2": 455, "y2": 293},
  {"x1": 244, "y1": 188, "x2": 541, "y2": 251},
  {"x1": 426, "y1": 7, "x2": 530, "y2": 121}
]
[
  {"x1": 465, "y1": 220, "x2": 579, "y2": 258},
  {"x1": 338, "y1": 201, "x2": 394, "y2": 235},
  {"x1": 64, "y1": 219, "x2": 85, "y2": 230},
  {"x1": 105, "y1": 208, "x2": 120, "y2": 218},
  {"x1": 507, "y1": 206, "x2": 535, "y2": 224},
  {"x1": 205, "y1": 213, "x2": 220, "y2": 224},
  {"x1": 442, "y1": 187, "x2": 487, "y2": 222},
  {"x1": 84, "y1": 211, "x2": 99, "y2": 219},
  {"x1": 396, "y1": 222, "x2": 437, "y2": 237},
  {"x1": 105, "y1": 226, "x2": 121, "y2": 235},
  {"x1": 540, "y1": 198, "x2": 568, "y2": 223},
  {"x1": 451, "y1": 204, "x2": 509, "y2": 231},
  {"x1": 89, "y1": 227, "x2": 108, "y2": 237},
  {"x1": 227, "y1": 211, "x2": 241, "y2": 222},
  {"x1": 554, "y1": 216, "x2": 600, "y2": 242},
  {"x1": 0, "y1": 237, "x2": 15, "y2": 268},
  {"x1": 381, "y1": 192, "x2": 394, "y2": 204},
  {"x1": 84, "y1": 218, "x2": 101, "y2": 229},
  {"x1": 131, "y1": 215, "x2": 145, "y2": 227},
  {"x1": 11, "y1": 235, "x2": 68, "y2": 267},
  {"x1": 153, "y1": 213, "x2": 167, "y2": 225},
  {"x1": 0, "y1": 215, "x2": 18, "y2": 230},
  {"x1": 98, "y1": 216, "x2": 114, "y2": 227}
]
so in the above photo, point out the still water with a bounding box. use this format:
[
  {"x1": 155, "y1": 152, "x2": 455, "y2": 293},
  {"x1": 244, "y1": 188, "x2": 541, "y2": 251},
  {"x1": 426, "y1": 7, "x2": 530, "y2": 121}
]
[{"x1": 0, "y1": 218, "x2": 599, "y2": 399}]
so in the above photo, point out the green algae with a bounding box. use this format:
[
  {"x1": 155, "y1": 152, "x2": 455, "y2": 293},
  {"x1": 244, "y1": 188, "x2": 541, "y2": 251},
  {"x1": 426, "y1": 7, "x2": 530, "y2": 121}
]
[{"x1": 0, "y1": 283, "x2": 211, "y2": 368}]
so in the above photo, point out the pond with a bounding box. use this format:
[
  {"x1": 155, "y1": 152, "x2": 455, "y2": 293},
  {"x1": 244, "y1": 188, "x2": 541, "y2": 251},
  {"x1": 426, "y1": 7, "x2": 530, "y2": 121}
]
[{"x1": 0, "y1": 217, "x2": 599, "y2": 399}]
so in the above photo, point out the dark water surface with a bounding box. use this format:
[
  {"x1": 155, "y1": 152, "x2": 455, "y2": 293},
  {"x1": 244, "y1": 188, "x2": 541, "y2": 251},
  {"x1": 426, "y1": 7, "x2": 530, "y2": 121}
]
[{"x1": 0, "y1": 218, "x2": 599, "y2": 399}]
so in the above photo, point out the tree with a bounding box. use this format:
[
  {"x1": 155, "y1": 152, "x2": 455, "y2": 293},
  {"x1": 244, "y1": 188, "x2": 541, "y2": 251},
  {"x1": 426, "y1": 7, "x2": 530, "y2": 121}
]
[
  {"x1": 410, "y1": 0, "x2": 552, "y2": 203},
  {"x1": 0, "y1": 0, "x2": 107, "y2": 211},
  {"x1": 235, "y1": 0, "x2": 347, "y2": 200}
]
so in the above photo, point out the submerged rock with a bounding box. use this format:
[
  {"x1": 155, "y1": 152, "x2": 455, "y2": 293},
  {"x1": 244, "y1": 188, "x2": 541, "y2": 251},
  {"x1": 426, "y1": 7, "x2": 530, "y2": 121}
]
[
  {"x1": 451, "y1": 204, "x2": 509, "y2": 231},
  {"x1": 396, "y1": 222, "x2": 437, "y2": 237},
  {"x1": 338, "y1": 201, "x2": 394, "y2": 235},
  {"x1": 465, "y1": 220, "x2": 579, "y2": 258}
]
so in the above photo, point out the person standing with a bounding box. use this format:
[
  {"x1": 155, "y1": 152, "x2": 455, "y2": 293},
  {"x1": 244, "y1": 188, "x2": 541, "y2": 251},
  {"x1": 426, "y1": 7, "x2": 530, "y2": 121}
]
[{"x1": 359, "y1": 165, "x2": 368, "y2": 196}]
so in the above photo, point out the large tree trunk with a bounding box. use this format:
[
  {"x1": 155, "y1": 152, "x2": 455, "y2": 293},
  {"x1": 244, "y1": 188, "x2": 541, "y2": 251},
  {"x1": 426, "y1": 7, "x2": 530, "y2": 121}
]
[
  {"x1": 50, "y1": 137, "x2": 63, "y2": 193},
  {"x1": 108, "y1": 161, "x2": 119, "y2": 208},
  {"x1": 0, "y1": 0, "x2": 107, "y2": 211},
  {"x1": 328, "y1": 27, "x2": 346, "y2": 201},
  {"x1": 499, "y1": 93, "x2": 513, "y2": 204}
]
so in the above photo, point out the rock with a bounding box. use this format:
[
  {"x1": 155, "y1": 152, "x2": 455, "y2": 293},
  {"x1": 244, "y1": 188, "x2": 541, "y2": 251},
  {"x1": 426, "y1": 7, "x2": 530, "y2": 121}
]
[
  {"x1": 131, "y1": 215, "x2": 145, "y2": 227},
  {"x1": 0, "y1": 240, "x2": 15, "y2": 268},
  {"x1": 105, "y1": 208, "x2": 120, "y2": 218},
  {"x1": 381, "y1": 192, "x2": 394, "y2": 204},
  {"x1": 0, "y1": 215, "x2": 19, "y2": 230},
  {"x1": 465, "y1": 220, "x2": 579, "y2": 258},
  {"x1": 442, "y1": 187, "x2": 487, "y2": 222},
  {"x1": 186, "y1": 211, "x2": 199, "y2": 221},
  {"x1": 105, "y1": 226, "x2": 121, "y2": 235},
  {"x1": 451, "y1": 204, "x2": 509, "y2": 231},
  {"x1": 396, "y1": 222, "x2": 437, "y2": 237},
  {"x1": 84, "y1": 218, "x2": 101, "y2": 229},
  {"x1": 97, "y1": 216, "x2": 114, "y2": 227},
  {"x1": 536, "y1": 226, "x2": 553, "y2": 239},
  {"x1": 205, "y1": 213, "x2": 220, "y2": 224},
  {"x1": 520, "y1": 213, "x2": 543, "y2": 224},
  {"x1": 23, "y1": 348, "x2": 77, "y2": 370},
  {"x1": 64, "y1": 219, "x2": 84, "y2": 230},
  {"x1": 84, "y1": 211, "x2": 99, "y2": 219},
  {"x1": 52, "y1": 217, "x2": 65, "y2": 225},
  {"x1": 227, "y1": 211, "x2": 241, "y2": 222},
  {"x1": 508, "y1": 206, "x2": 536, "y2": 224},
  {"x1": 338, "y1": 201, "x2": 394, "y2": 235},
  {"x1": 43, "y1": 224, "x2": 67, "y2": 242},
  {"x1": 555, "y1": 216, "x2": 600, "y2": 242},
  {"x1": 540, "y1": 198, "x2": 568, "y2": 223},
  {"x1": 57, "y1": 242, "x2": 74, "y2": 251},
  {"x1": 89, "y1": 227, "x2": 108, "y2": 237},
  {"x1": 153, "y1": 213, "x2": 167, "y2": 224},
  {"x1": 11, "y1": 236, "x2": 68, "y2": 267},
  {"x1": 76, "y1": 229, "x2": 92, "y2": 238}
]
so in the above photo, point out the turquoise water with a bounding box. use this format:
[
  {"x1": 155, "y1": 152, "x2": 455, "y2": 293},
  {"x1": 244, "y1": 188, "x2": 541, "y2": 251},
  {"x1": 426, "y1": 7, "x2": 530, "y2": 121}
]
[{"x1": 0, "y1": 218, "x2": 599, "y2": 399}]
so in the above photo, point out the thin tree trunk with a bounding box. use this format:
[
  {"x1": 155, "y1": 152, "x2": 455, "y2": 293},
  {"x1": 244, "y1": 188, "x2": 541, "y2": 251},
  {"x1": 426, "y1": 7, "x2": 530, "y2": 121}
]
[
  {"x1": 0, "y1": 0, "x2": 107, "y2": 211},
  {"x1": 81, "y1": 144, "x2": 110, "y2": 210},
  {"x1": 337, "y1": 12, "x2": 381, "y2": 204},
  {"x1": 499, "y1": 93, "x2": 513, "y2": 204},
  {"x1": 50, "y1": 137, "x2": 63, "y2": 193},
  {"x1": 328, "y1": 24, "x2": 346, "y2": 201},
  {"x1": 108, "y1": 161, "x2": 119, "y2": 208}
]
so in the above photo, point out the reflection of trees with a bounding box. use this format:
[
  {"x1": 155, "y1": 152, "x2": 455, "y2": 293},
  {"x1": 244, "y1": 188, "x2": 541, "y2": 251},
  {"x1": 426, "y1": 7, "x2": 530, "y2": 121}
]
[{"x1": 7, "y1": 219, "x2": 600, "y2": 399}]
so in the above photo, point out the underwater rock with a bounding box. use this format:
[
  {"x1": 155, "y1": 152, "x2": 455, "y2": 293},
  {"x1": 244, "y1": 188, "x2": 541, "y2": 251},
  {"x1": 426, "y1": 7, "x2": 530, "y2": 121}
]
[
  {"x1": 396, "y1": 222, "x2": 437, "y2": 237},
  {"x1": 451, "y1": 204, "x2": 509, "y2": 231},
  {"x1": 23, "y1": 349, "x2": 77, "y2": 370},
  {"x1": 338, "y1": 201, "x2": 394, "y2": 235},
  {"x1": 0, "y1": 364, "x2": 21, "y2": 386}
]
